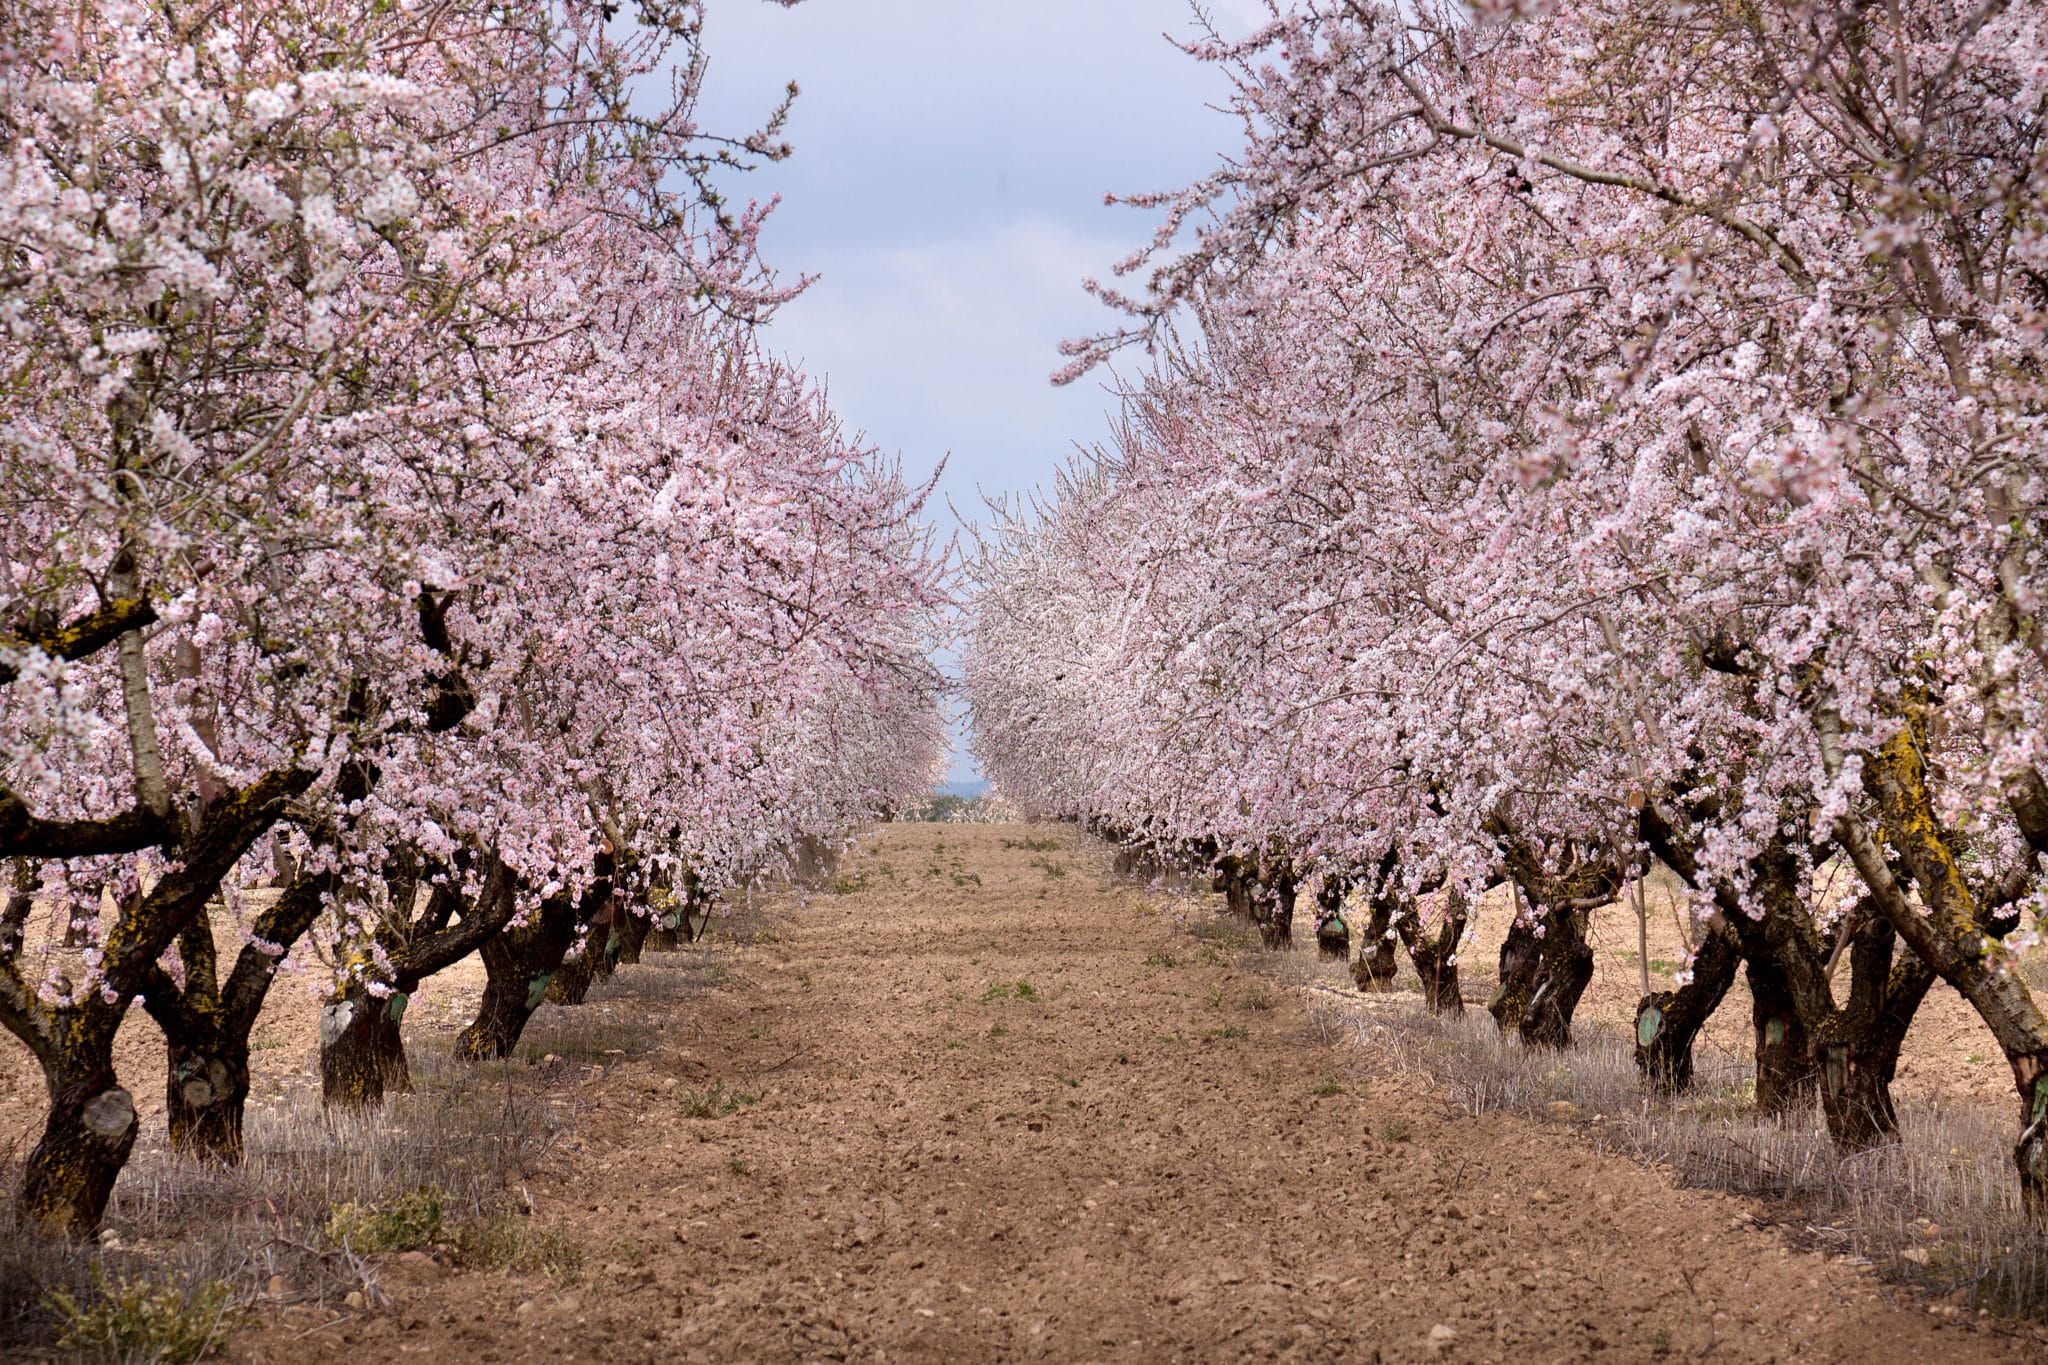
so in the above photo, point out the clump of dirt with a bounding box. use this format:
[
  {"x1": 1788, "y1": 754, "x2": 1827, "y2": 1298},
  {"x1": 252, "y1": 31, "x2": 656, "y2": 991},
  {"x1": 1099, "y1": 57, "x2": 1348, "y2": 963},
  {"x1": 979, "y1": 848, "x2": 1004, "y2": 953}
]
[{"x1": 217, "y1": 824, "x2": 2038, "y2": 1362}]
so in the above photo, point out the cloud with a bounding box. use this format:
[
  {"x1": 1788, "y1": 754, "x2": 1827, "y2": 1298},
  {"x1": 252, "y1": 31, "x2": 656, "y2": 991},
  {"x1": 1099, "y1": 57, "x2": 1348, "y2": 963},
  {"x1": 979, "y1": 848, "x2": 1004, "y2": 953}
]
[
  {"x1": 687, "y1": 1, "x2": 1255, "y2": 779},
  {"x1": 760, "y1": 223, "x2": 1146, "y2": 520}
]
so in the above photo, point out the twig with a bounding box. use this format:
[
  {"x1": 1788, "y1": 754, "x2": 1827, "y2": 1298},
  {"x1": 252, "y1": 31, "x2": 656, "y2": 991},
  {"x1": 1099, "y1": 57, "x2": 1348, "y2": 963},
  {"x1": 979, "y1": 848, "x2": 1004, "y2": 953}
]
[
  {"x1": 755, "y1": 1048, "x2": 808, "y2": 1076},
  {"x1": 291, "y1": 1313, "x2": 353, "y2": 1340}
]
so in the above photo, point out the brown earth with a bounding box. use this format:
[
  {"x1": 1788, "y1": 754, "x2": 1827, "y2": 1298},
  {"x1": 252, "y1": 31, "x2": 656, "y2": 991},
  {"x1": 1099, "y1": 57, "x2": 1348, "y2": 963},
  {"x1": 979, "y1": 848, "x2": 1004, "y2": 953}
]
[{"x1": 200, "y1": 823, "x2": 2040, "y2": 1363}]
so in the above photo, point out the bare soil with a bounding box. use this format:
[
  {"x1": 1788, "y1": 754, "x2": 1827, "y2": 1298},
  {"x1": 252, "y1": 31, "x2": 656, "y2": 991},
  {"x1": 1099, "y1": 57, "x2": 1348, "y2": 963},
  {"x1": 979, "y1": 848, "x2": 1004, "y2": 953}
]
[{"x1": 193, "y1": 823, "x2": 2034, "y2": 1362}]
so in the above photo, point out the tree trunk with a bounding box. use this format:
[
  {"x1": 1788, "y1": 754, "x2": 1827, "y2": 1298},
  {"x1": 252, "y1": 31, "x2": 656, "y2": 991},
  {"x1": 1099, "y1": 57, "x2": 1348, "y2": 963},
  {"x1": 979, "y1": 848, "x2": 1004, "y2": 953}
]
[
  {"x1": 454, "y1": 878, "x2": 602, "y2": 1061},
  {"x1": 1312, "y1": 878, "x2": 1350, "y2": 960},
  {"x1": 615, "y1": 907, "x2": 651, "y2": 965},
  {"x1": 1255, "y1": 865, "x2": 1296, "y2": 950},
  {"x1": 1352, "y1": 896, "x2": 1399, "y2": 991},
  {"x1": 1745, "y1": 954, "x2": 1817, "y2": 1114},
  {"x1": 1212, "y1": 857, "x2": 1254, "y2": 924},
  {"x1": 1489, "y1": 912, "x2": 1542, "y2": 1035},
  {"x1": 1815, "y1": 916, "x2": 1937, "y2": 1152},
  {"x1": 546, "y1": 901, "x2": 618, "y2": 1007},
  {"x1": 1490, "y1": 901, "x2": 1594, "y2": 1047},
  {"x1": 1395, "y1": 897, "x2": 1467, "y2": 1015},
  {"x1": 321, "y1": 985, "x2": 412, "y2": 1107},
  {"x1": 1633, "y1": 924, "x2": 1740, "y2": 1093},
  {"x1": 1519, "y1": 908, "x2": 1595, "y2": 1049},
  {"x1": 20, "y1": 1020, "x2": 136, "y2": 1235},
  {"x1": 1843, "y1": 726, "x2": 2048, "y2": 1208},
  {"x1": 166, "y1": 1037, "x2": 250, "y2": 1163}
]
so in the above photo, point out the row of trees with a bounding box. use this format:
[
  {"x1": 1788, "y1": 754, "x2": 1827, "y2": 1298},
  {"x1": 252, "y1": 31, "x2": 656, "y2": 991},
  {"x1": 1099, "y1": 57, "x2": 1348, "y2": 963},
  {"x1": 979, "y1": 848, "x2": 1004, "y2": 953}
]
[
  {"x1": 967, "y1": 0, "x2": 2048, "y2": 1204},
  {"x1": 1, "y1": 0, "x2": 946, "y2": 1233}
]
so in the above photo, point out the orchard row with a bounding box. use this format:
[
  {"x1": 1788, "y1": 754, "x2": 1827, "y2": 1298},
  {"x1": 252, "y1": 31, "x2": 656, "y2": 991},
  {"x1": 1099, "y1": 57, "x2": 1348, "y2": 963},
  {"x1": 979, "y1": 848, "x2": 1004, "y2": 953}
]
[
  {"x1": 968, "y1": 2, "x2": 2048, "y2": 1204},
  {"x1": 0, "y1": 1, "x2": 946, "y2": 1233}
]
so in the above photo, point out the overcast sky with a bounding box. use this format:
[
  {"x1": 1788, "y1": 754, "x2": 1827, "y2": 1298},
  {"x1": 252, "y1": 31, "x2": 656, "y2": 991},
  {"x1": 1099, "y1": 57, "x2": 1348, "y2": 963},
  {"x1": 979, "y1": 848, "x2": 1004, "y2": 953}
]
[{"x1": 696, "y1": 1, "x2": 1257, "y2": 780}]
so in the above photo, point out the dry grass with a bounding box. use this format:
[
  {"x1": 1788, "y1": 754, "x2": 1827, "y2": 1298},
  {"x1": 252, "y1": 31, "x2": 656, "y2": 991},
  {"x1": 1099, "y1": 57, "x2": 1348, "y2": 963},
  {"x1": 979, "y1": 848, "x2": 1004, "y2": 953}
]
[
  {"x1": 0, "y1": 1046, "x2": 561, "y2": 1355},
  {"x1": 1317, "y1": 995, "x2": 2048, "y2": 1318},
  {"x1": 0, "y1": 943, "x2": 735, "y2": 1358}
]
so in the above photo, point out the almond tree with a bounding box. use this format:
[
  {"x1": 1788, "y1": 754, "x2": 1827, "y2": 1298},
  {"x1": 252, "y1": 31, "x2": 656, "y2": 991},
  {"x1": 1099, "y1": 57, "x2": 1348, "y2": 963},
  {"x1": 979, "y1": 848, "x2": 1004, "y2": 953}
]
[{"x1": 978, "y1": 0, "x2": 2048, "y2": 1199}]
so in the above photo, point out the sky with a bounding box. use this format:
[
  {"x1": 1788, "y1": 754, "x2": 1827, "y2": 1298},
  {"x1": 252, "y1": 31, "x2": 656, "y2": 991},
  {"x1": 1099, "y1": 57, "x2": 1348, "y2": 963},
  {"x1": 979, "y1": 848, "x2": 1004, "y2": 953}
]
[{"x1": 694, "y1": 2, "x2": 1258, "y2": 782}]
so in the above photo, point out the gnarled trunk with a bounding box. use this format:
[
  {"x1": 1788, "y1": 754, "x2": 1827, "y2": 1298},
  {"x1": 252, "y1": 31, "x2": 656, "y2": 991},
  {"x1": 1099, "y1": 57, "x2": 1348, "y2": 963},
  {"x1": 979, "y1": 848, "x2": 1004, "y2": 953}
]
[
  {"x1": 1352, "y1": 895, "x2": 1399, "y2": 991},
  {"x1": 20, "y1": 1015, "x2": 136, "y2": 1235},
  {"x1": 321, "y1": 985, "x2": 412, "y2": 1107},
  {"x1": 1395, "y1": 896, "x2": 1467, "y2": 1015},
  {"x1": 455, "y1": 871, "x2": 609, "y2": 1061},
  {"x1": 1491, "y1": 901, "x2": 1595, "y2": 1048},
  {"x1": 1744, "y1": 953, "x2": 1818, "y2": 1114},
  {"x1": 166, "y1": 1037, "x2": 250, "y2": 1162},
  {"x1": 1633, "y1": 924, "x2": 1740, "y2": 1093},
  {"x1": 1814, "y1": 914, "x2": 1937, "y2": 1151},
  {"x1": 546, "y1": 900, "x2": 619, "y2": 1007}
]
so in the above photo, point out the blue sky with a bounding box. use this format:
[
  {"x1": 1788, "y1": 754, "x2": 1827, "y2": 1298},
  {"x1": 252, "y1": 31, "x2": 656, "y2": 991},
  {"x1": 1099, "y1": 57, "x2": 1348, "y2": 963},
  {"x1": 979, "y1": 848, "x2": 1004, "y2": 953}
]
[{"x1": 696, "y1": 1, "x2": 1257, "y2": 779}]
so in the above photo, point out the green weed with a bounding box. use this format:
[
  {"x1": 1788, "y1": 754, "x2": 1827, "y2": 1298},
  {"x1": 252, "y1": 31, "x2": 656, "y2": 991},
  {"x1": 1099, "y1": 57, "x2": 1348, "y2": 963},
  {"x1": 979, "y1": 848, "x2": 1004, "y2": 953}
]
[
  {"x1": 46, "y1": 1269, "x2": 246, "y2": 1365},
  {"x1": 680, "y1": 1084, "x2": 759, "y2": 1119},
  {"x1": 456, "y1": 1217, "x2": 584, "y2": 1280},
  {"x1": 324, "y1": 1186, "x2": 445, "y2": 1253}
]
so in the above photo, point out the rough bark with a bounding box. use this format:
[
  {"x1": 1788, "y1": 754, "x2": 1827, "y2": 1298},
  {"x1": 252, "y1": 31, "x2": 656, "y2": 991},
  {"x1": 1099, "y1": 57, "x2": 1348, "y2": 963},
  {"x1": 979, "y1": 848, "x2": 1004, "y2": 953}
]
[
  {"x1": 320, "y1": 984, "x2": 413, "y2": 1107},
  {"x1": 6, "y1": 767, "x2": 313, "y2": 1229},
  {"x1": 141, "y1": 876, "x2": 330, "y2": 1162},
  {"x1": 454, "y1": 869, "x2": 611, "y2": 1061},
  {"x1": 1743, "y1": 951, "x2": 1819, "y2": 1114},
  {"x1": 1836, "y1": 718, "x2": 2048, "y2": 1206},
  {"x1": 1813, "y1": 910, "x2": 1938, "y2": 1151},
  {"x1": 19, "y1": 1026, "x2": 136, "y2": 1235},
  {"x1": 1313, "y1": 879, "x2": 1352, "y2": 961},
  {"x1": 1490, "y1": 902, "x2": 1596, "y2": 1048},
  {"x1": 1351, "y1": 895, "x2": 1399, "y2": 991},
  {"x1": 615, "y1": 907, "x2": 651, "y2": 965},
  {"x1": 315, "y1": 853, "x2": 519, "y2": 1106},
  {"x1": 1394, "y1": 896, "x2": 1467, "y2": 1014},
  {"x1": 546, "y1": 899, "x2": 619, "y2": 1007},
  {"x1": 1633, "y1": 923, "x2": 1741, "y2": 1093},
  {"x1": 166, "y1": 1037, "x2": 250, "y2": 1161}
]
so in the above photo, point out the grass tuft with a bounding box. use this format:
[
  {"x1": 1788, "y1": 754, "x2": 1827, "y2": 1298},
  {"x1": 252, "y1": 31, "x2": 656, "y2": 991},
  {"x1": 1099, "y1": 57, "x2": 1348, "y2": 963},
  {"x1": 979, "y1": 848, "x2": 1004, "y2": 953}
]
[
  {"x1": 45, "y1": 1268, "x2": 246, "y2": 1364},
  {"x1": 679, "y1": 1084, "x2": 759, "y2": 1119}
]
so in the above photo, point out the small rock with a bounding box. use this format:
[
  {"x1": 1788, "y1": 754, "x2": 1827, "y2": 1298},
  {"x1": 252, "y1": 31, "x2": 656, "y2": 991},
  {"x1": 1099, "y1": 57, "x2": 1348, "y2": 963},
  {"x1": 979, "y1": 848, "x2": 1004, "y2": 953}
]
[
  {"x1": 395, "y1": 1250, "x2": 441, "y2": 1278},
  {"x1": 343, "y1": 1291, "x2": 365, "y2": 1310}
]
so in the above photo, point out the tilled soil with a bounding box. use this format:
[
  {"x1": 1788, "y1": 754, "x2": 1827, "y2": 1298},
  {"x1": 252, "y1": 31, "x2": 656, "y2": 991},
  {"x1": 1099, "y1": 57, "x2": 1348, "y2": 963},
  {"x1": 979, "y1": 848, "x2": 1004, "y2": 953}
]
[{"x1": 228, "y1": 824, "x2": 2038, "y2": 1363}]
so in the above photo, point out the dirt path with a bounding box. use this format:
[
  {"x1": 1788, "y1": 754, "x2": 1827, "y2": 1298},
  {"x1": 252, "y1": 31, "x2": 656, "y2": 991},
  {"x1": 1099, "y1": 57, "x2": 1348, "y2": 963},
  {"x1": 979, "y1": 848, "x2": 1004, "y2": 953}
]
[{"x1": 235, "y1": 824, "x2": 2035, "y2": 1363}]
